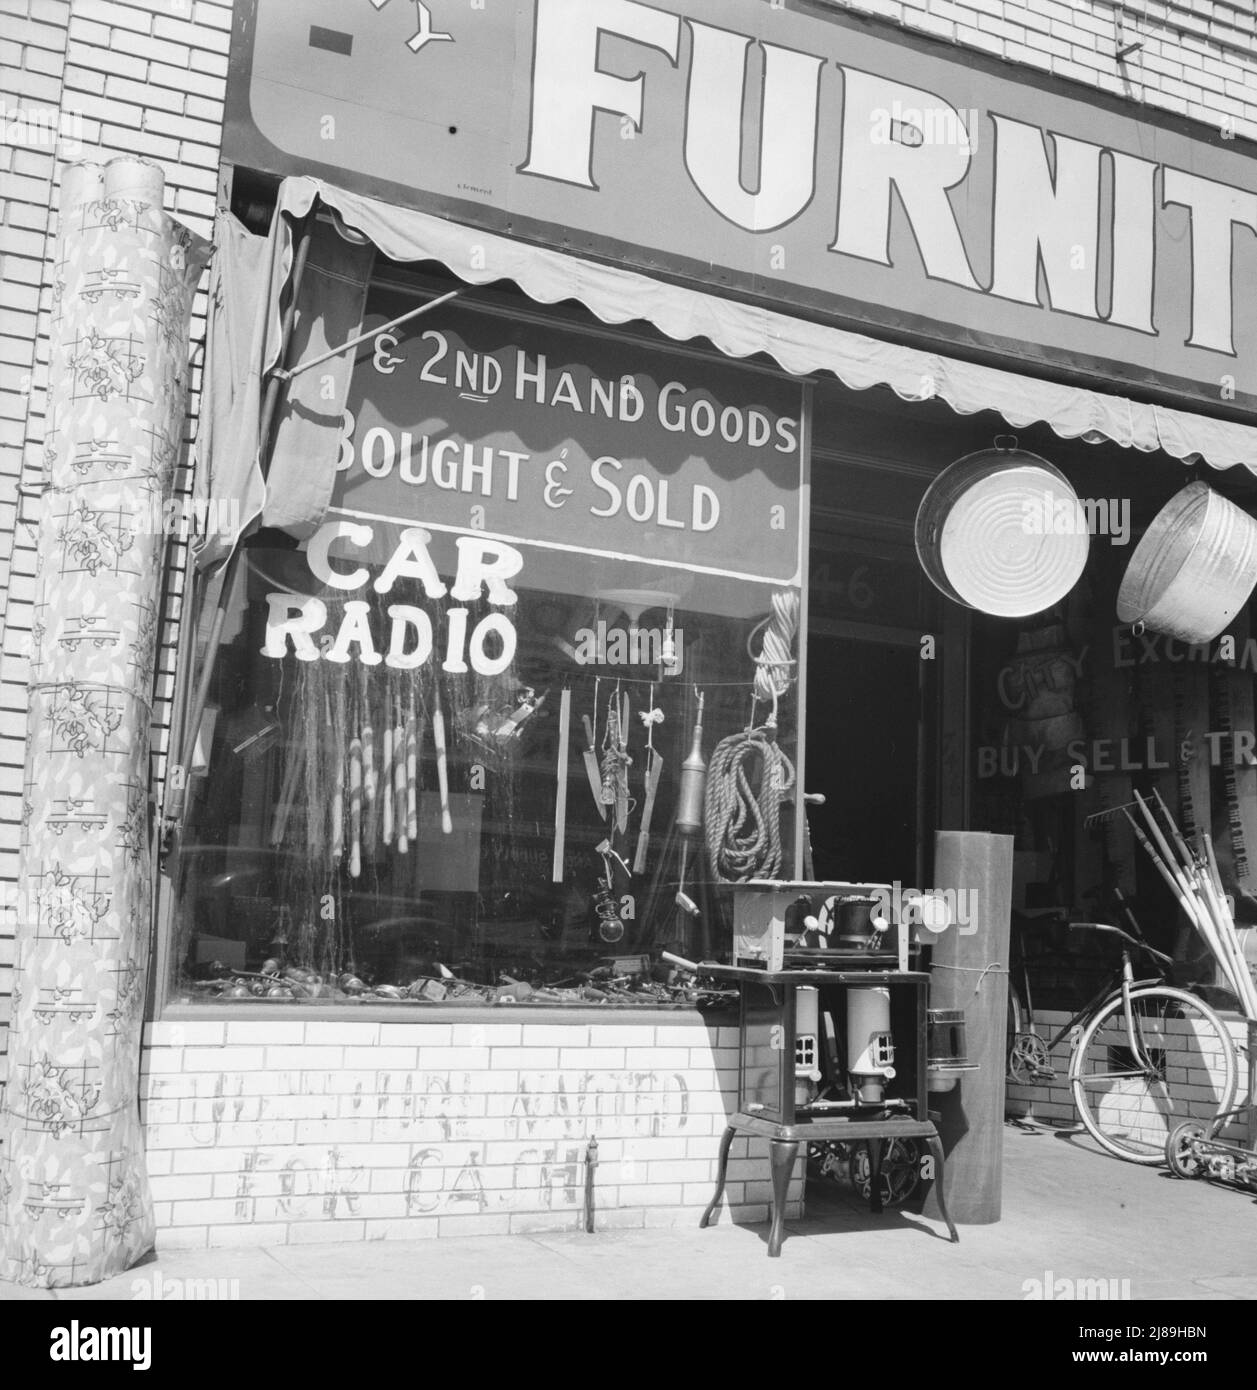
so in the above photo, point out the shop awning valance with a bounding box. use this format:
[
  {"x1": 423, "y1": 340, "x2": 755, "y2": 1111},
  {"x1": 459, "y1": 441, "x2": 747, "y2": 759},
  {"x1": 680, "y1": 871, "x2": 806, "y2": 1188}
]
[{"x1": 196, "y1": 174, "x2": 1257, "y2": 568}]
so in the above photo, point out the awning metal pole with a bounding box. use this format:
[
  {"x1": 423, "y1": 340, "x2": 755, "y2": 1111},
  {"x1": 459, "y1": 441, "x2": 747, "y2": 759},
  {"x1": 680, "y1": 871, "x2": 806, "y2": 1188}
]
[
  {"x1": 163, "y1": 217, "x2": 316, "y2": 849},
  {"x1": 273, "y1": 286, "x2": 464, "y2": 381}
]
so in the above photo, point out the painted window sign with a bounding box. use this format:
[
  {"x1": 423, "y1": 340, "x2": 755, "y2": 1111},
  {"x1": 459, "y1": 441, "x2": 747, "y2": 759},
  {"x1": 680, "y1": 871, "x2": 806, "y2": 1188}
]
[
  {"x1": 330, "y1": 293, "x2": 805, "y2": 585},
  {"x1": 226, "y1": 0, "x2": 1257, "y2": 414}
]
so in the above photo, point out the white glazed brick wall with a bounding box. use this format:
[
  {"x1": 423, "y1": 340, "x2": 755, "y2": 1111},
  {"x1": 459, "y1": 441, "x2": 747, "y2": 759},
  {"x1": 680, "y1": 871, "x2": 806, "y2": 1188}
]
[
  {"x1": 139, "y1": 1019, "x2": 804, "y2": 1249},
  {"x1": 839, "y1": 0, "x2": 1257, "y2": 141},
  {"x1": 1007, "y1": 1008, "x2": 1251, "y2": 1147}
]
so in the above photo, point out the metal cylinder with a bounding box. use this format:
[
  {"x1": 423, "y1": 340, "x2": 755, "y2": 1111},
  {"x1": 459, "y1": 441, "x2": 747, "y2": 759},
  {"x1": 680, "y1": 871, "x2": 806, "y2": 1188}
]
[
  {"x1": 847, "y1": 985, "x2": 894, "y2": 1103},
  {"x1": 923, "y1": 830, "x2": 1013, "y2": 1226},
  {"x1": 675, "y1": 695, "x2": 707, "y2": 836}
]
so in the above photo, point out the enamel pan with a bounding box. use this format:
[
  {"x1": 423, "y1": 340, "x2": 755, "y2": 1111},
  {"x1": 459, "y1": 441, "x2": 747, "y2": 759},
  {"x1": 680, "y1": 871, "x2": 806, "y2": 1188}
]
[
  {"x1": 1116, "y1": 482, "x2": 1257, "y2": 643},
  {"x1": 915, "y1": 445, "x2": 1090, "y2": 618}
]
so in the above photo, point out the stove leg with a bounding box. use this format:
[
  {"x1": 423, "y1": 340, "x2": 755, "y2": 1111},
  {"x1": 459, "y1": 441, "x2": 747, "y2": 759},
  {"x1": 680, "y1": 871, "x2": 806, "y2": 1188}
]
[
  {"x1": 768, "y1": 1138, "x2": 797, "y2": 1257},
  {"x1": 700, "y1": 1125, "x2": 736, "y2": 1229},
  {"x1": 866, "y1": 1139, "x2": 885, "y2": 1215},
  {"x1": 925, "y1": 1133, "x2": 959, "y2": 1242}
]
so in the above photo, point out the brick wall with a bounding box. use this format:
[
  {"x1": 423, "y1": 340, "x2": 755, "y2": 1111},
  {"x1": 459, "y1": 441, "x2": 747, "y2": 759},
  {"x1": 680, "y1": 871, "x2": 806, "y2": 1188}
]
[
  {"x1": 139, "y1": 1016, "x2": 803, "y2": 1248},
  {"x1": 838, "y1": 0, "x2": 1257, "y2": 140},
  {"x1": 1008, "y1": 1008, "x2": 1250, "y2": 1148}
]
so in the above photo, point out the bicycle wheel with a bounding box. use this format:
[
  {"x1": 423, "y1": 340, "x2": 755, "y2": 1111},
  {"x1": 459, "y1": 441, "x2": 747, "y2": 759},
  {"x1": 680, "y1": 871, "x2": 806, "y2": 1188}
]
[{"x1": 1069, "y1": 987, "x2": 1237, "y2": 1164}]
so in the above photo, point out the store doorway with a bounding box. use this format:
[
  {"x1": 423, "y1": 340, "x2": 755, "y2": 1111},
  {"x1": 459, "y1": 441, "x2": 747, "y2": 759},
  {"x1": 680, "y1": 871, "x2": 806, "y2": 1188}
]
[{"x1": 805, "y1": 633, "x2": 925, "y2": 885}]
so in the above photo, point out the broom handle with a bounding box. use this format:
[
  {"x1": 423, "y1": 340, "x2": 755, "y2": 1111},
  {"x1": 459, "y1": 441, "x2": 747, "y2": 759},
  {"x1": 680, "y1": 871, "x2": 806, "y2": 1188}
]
[
  {"x1": 1122, "y1": 806, "x2": 1210, "y2": 938},
  {"x1": 1134, "y1": 791, "x2": 1188, "y2": 885},
  {"x1": 1152, "y1": 789, "x2": 1197, "y2": 878},
  {"x1": 1201, "y1": 832, "x2": 1257, "y2": 1016},
  {"x1": 1145, "y1": 789, "x2": 1250, "y2": 1001}
]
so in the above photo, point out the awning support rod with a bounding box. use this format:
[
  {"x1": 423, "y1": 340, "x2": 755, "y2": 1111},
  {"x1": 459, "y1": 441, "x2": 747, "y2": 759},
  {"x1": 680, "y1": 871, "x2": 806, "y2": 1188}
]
[{"x1": 273, "y1": 286, "x2": 464, "y2": 381}]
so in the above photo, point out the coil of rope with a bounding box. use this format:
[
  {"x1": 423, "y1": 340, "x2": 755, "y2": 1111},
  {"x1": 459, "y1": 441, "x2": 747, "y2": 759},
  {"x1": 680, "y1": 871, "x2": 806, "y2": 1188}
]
[{"x1": 705, "y1": 591, "x2": 799, "y2": 882}]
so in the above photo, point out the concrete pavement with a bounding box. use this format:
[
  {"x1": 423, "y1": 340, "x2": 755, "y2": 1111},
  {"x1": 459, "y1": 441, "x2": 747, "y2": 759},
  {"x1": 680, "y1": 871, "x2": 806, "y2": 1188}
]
[{"x1": 3, "y1": 1121, "x2": 1255, "y2": 1299}]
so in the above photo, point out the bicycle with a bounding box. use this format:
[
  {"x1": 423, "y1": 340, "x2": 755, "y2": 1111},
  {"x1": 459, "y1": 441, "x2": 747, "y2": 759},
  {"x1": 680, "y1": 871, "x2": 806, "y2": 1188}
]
[{"x1": 1006, "y1": 920, "x2": 1238, "y2": 1164}]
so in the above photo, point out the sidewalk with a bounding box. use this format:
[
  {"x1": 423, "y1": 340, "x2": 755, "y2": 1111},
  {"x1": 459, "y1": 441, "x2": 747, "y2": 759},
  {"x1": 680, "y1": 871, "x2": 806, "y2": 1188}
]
[{"x1": 4, "y1": 1123, "x2": 1254, "y2": 1300}]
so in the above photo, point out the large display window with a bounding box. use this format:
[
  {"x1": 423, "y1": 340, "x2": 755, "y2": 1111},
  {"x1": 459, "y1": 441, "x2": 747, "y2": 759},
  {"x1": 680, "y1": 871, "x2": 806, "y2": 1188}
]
[{"x1": 165, "y1": 287, "x2": 808, "y2": 1006}]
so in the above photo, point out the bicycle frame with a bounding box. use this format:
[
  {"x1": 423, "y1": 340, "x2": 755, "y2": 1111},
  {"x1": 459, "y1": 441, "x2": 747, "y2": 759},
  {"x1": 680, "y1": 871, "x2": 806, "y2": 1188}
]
[{"x1": 1042, "y1": 952, "x2": 1163, "y2": 1056}]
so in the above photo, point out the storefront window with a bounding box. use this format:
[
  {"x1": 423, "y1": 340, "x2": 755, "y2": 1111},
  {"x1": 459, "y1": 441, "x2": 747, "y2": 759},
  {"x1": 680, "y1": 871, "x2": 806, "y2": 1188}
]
[
  {"x1": 965, "y1": 444, "x2": 1257, "y2": 1012},
  {"x1": 167, "y1": 290, "x2": 806, "y2": 1004}
]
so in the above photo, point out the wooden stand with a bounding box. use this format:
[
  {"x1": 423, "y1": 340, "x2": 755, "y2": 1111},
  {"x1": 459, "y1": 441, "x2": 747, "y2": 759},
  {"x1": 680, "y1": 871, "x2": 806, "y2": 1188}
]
[{"x1": 698, "y1": 965, "x2": 959, "y2": 1257}]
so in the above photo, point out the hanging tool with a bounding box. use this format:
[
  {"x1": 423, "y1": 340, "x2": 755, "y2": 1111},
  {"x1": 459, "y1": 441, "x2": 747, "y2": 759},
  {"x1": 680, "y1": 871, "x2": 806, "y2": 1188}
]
[
  {"x1": 553, "y1": 687, "x2": 572, "y2": 884},
  {"x1": 495, "y1": 686, "x2": 548, "y2": 742},
  {"x1": 601, "y1": 685, "x2": 633, "y2": 833},
  {"x1": 361, "y1": 665, "x2": 378, "y2": 850},
  {"x1": 616, "y1": 688, "x2": 631, "y2": 833},
  {"x1": 348, "y1": 720, "x2": 363, "y2": 879},
  {"x1": 331, "y1": 677, "x2": 346, "y2": 865},
  {"x1": 405, "y1": 687, "x2": 420, "y2": 843},
  {"x1": 633, "y1": 692, "x2": 664, "y2": 874},
  {"x1": 432, "y1": 677, "x2": 453, "y2": 835},
  {"x1": 381, "y1": 710, "x2": 395, "y2": 846},
  {"x1": 675, "y1": 689, "x2": 708, "y2": 914},
  {"x1": 594, "y1": 840, "x2": 629, "y2": 942},
  {"x1": 581, "y1": 680, "x2": 606, "y2": 818},
  {"x1": 394, "y1": 693, "x2": 409, "y2": 854}
]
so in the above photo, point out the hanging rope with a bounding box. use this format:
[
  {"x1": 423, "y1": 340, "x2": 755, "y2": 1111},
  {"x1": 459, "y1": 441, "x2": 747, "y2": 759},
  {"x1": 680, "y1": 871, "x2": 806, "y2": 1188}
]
[
  {"x1": 749, "y1": 589, "x2": 799, "y2": 704},
  {"x1": 705, "y1": 590, "x2": 800, "y2": 881},
  {"x1": 705, "y1": 725, "x2": 795, "y2": 881}
]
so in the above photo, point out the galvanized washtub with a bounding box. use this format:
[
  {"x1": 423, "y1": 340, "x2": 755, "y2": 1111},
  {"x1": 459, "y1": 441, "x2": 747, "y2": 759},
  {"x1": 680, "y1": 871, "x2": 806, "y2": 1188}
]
[
  {"x1": 915, "y1": 441, "x2": 1090, "y2": 618},
  {"x1": 1116, "y1": 482, "x2": 1257, "y2": 643}
]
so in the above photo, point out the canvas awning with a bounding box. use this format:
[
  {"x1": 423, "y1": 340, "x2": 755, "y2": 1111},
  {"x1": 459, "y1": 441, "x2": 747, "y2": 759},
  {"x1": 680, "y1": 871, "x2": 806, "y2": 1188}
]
[{"x1": 195, "y1": 174, "x2": 1257, "y2": 568}]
